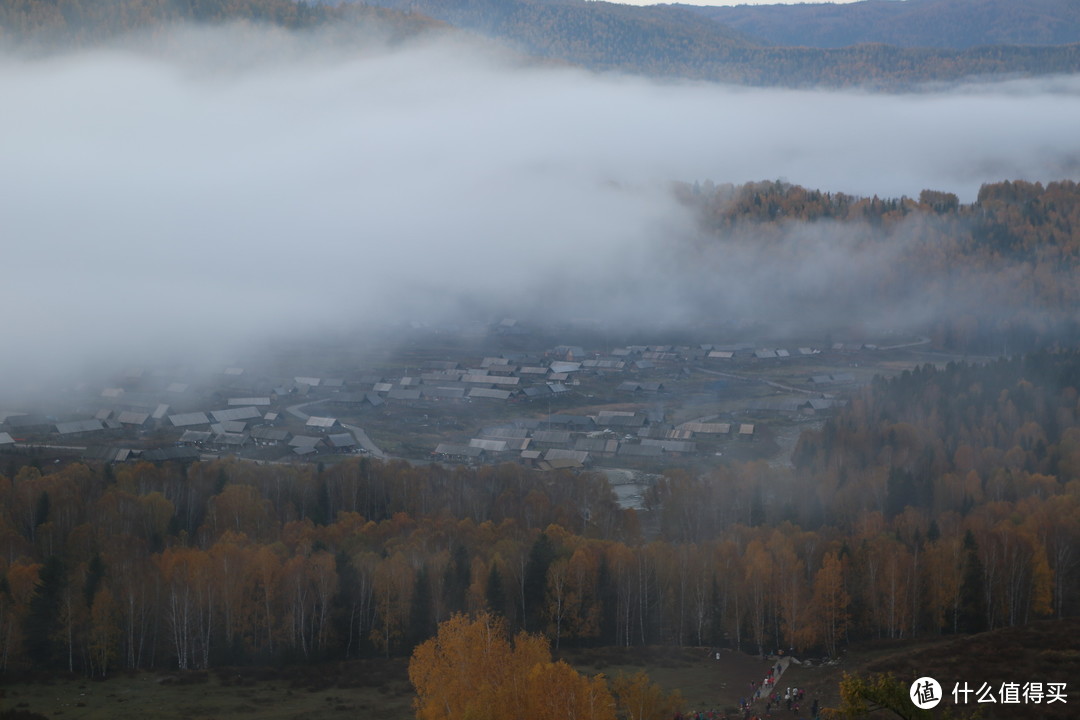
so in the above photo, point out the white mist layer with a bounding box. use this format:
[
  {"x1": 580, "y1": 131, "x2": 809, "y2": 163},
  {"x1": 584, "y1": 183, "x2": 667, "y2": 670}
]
[{"x1": 1, "y1": 26, "x2": 1079, "y2": 391}]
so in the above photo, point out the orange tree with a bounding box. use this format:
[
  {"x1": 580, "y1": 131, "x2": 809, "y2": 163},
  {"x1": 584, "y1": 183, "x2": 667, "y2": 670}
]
[{"x1": 408, "y1": 611, "x2": 615, "y2": 720}]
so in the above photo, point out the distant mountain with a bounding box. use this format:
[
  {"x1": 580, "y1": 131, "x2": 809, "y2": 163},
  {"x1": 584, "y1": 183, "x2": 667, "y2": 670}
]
[
  {"x1": 681, "y1": 0, "x2": 1080, "y2": 50},
  {"x1": 0, "y1": 0, "x2": 444, "y2": 48},
  {"x1": 4, "y1": 0, "x2": 1080, "y2": 88},
  {"x1": 356, "y1": 0, "x2": 759, "y2": 72},
  {"x1": 361, "y1": 0, "x2": 1080, "y2": 87}
]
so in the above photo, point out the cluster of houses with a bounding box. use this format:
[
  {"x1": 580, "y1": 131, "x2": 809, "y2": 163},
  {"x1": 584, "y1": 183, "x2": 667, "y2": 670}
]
[
  {"x1": 172, "y1": 413, "x2": 359, "y2": 457},
  {"x1": 0, "y1": 326, "x2": 862, "y2": 467},
  {"x1": 0, "y1": 369, "x2": 369, "y2": 463},
  {"x1": 319, "y1": 346, "x2": 683, "y2": 408},
  {"x1": 434, "y1": 411, "x2": 756, "y2": 468},
  {"x1": 322, "y1": 341, "x2": 836, "y2": 408}
]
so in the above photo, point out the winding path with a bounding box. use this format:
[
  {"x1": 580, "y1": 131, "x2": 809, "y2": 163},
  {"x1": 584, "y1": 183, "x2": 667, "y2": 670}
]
[{"x1": 286, "y1": 399, "x2": 390, "y2": 459}]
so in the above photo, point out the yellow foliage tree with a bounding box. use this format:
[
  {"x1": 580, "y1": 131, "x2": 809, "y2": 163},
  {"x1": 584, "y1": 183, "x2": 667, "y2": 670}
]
[
  {"x1": 370, "y1": 551, "x2": 412, "y2": 657},
  {"x1": 409, "y1": 611, "x2": 616, "y2": 720},
  {"x1": 611, "y1": 670, "x2": 683, "y2": 720},
  {"x1": 526, "y1": 660, "x2": 616, "y2": 720},
  {"x1": 829, "y1": 672, "x2": 976, "y2": 720},
  {"x1": 88, "y1": 586, "x2": 119, "y2": 677},
  {"x1": 806, "y1": 551, "x2": 850, "y2": 658}
]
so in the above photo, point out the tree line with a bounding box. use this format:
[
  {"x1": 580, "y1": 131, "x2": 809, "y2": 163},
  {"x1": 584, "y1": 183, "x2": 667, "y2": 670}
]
[
  {"x1": 0, "y1": 355, "x2": 1077, "y2": 676},
  {"x1": 691, "y1": 0, "x2": 1080, "y2": 51},
  {"x1": 5, "y1": 0, "x2": 1080, "y2": 88},
  {"x1": 363, "y1": 0, "x2": 1080, "y2": 88},
  {"x1": 675, "y1": 179, "x2": 1080, "y2": 354},
  {"x1": 0, "y1": 0, "x2": 442, "y2": 47}
]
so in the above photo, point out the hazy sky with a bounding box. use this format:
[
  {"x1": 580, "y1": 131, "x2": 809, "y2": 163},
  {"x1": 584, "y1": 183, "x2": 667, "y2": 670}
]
[{"x1": 1, "y1": 25, "x2": 1078, "y2": 394}]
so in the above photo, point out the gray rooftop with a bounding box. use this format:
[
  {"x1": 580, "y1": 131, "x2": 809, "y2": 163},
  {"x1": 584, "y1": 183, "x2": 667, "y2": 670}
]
[
  {"x1": 328, "y1": 433, "x2": 358, "y2": 448},
  {"x1": 210, "y1": 407, "x2": 262, "y2": 422},
  {"x1": 543, "y1": 448, "x2": 589, "y2": 465},
  {"x1": 531, "y1": 430, "x2": 572, "y2": 444},
  {"x1": 548, "y1": 361, "x2": 582, "y2": 374},
  {"x1": 251, "y1": 427, "x2": 291, "y2": 442},
  {"x1": 617, "y1": 443, "x2": 663, "y2": 457},
  {"x1": 117, "y1": 411, "x2": 150, "y2": 426},
  {"x1": 56, "y1": 419, "x2": 105, "y2": 435},
  {"x1": 678, "y1": 422, "x2": 732, "y2": 435},
  {"x1": 469, "y1": 438, "x2": 508, "y2": 452},
  {"x1": 434, "y1": 443, "x2": 484, "y2": 457},
  {"x1": 423, "y1": 387, "x2": 467, "y2": 400},
  {"x1": 574, "y1": 438, "x2": 619, "y2": 453},
  {"x1": 469, "y1": 388, "x2": 513, "y2": 400}
]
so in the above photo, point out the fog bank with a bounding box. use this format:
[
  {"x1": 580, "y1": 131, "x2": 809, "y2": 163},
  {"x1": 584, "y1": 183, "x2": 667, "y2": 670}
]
[{"x1": 2, "y1": 26, "x2": 1079, "y2": 391}]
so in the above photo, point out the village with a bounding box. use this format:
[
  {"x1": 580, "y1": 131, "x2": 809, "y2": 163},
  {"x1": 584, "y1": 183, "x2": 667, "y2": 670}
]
[{"x1": 0, "y1": 320, "x2": 917, "y2": 476}]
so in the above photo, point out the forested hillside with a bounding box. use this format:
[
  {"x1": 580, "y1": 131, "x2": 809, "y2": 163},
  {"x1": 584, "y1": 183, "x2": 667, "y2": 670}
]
[
  {"x1": 677, "y1": 179, "x2": 1080, "y2": 353},
  {"x1": 0, "y1": 0, "x2": 443, "y2": 46},
  {"x1": 362, "y1": 0, "x2": 1080, "y2": 87},
  {"x1": 355, "y1": 0, "x2": 758, "y2": 70},
  {"x1": 1, "y1": 347, "x2": 1077, "y2": 673},
  {"x1": 687, "y1": 0, "x2": 1080, "y2": 50},
  {"x1": 5, "y1": 0, "x2": 1080, "y2": 87}
]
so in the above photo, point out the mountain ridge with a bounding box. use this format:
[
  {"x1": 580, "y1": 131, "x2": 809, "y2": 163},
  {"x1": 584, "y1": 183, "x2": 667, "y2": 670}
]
[
  {"x1": 361, "y1": 0, "x2": 1080, "y2": 87},
  {"x1": 681, "y1": 0, "x2": 1080, "y2": 50},
  {"x1": 4, "y1": 0, "x2": 1080, "y2": 88}
]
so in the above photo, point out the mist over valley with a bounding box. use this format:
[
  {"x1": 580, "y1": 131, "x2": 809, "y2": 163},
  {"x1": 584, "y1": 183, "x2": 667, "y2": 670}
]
[
  {"x1": 0, "y1": 8, "x2": 1079, "y2": 718},
  {"x1": 3, "y1": 25, "x2": 1080, "y2": 394}
]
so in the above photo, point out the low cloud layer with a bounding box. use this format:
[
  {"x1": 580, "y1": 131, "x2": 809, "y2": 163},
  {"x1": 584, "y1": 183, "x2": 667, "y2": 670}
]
[{"x1": 2, "y1": 26, "x2": 1080, "y2": 393}]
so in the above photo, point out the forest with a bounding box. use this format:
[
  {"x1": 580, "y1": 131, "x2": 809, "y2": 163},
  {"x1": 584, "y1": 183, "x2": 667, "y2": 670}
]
[
  {"x1": 676, "y1": 179, "x2": 1080, "y2": 354},
  {"x1": 360, "y1": 0, "x2": 1080, "y2": 88},
  {"x1": 4, "y1": 0, "x2": 1080, "y2": 88},
  {"x1": 0, "y1": 348, "x2": 1077, "y2": 676},
  {"x1": 0, "y1": 0, "x2": 442, "y2": 47},
  {"x1": 690, "y1": 0, "x2": 1080, "y2": 50}
]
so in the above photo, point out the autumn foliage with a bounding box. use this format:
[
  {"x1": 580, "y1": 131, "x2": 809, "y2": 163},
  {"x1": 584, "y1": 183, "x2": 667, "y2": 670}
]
[
  {"x1": 678, "y1": 179, "x2": 1080, "y2": 356},
  {"x1": 0, "y1": 347, "x2": 1078, "y2": 675},
  {"x1": 830, "y1": 672, "x2": 976, "y2": 720},
  {"x1": 409, "y1": 612, "x2": 615, "y2": 720},
  {"x1": 611, "y1": 670, "x2": 684, "y2": 720}
]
